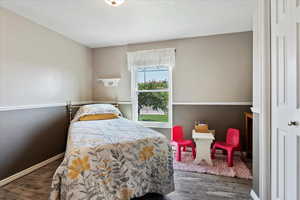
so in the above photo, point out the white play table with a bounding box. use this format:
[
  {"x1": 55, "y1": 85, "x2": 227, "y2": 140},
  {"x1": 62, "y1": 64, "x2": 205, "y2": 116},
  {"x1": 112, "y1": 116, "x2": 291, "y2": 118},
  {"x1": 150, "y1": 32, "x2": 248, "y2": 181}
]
[{"x1": 192, "y1": 130, "x2": 215, "y2": 165}]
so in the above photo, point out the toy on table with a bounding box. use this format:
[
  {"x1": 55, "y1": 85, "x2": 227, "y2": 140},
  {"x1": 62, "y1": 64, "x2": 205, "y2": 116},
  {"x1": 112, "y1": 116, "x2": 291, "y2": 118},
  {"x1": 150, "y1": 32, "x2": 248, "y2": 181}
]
[{"x1": 194, "y1": 120, "x2": 209, "y2": 133}]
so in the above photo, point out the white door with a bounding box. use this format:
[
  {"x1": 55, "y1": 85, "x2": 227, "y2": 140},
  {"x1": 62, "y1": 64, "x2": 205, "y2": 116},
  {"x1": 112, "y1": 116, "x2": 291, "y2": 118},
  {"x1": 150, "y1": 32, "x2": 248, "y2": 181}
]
[{"x1": 271, "y1": 0, "x2": 300, "y2": 199}]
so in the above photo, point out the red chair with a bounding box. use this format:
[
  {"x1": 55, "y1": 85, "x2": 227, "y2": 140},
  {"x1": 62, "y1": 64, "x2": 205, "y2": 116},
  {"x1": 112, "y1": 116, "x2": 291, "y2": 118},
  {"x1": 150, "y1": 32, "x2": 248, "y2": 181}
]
[
  {"x1": 211, "y1": 128, "x2": 241, "y2": 167},
  {"x1": 171, "y1": 126, "x2": 196, "y2": 161}
]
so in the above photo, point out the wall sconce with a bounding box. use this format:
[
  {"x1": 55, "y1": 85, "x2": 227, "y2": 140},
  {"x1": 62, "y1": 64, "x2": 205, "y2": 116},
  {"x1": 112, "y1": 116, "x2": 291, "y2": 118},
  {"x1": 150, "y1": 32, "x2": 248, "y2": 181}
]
[{"x1": 97, "y1": 78, "x2": 121, "y2": 87}]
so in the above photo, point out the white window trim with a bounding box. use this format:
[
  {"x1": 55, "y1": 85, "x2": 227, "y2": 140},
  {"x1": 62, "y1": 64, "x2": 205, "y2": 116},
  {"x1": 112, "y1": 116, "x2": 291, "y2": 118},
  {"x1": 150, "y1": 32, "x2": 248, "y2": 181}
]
[{"x1": 131, "y1": 66, "x2": 173, "y2": 129}]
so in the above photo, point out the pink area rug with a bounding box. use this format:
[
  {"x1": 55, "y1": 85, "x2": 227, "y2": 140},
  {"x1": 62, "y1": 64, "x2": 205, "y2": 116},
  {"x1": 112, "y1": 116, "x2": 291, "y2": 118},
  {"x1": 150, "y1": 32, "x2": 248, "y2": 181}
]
[{"x1": 173, "y1": 151, "x2": 252, "y2": 179}]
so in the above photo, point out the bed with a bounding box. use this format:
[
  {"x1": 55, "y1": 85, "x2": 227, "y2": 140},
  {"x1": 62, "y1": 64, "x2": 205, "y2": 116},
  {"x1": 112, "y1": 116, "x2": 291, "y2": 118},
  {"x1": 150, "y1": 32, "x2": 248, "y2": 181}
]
[{"x1": 49, "y1": 104, "x2": 174, "y2": 200}]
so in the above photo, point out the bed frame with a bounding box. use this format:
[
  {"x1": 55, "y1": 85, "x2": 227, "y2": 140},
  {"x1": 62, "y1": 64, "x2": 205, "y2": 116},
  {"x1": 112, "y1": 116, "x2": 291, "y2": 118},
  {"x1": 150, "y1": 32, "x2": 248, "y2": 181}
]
[{"x1": 66, "y1": 101, "x2": 119, "y2": 123}]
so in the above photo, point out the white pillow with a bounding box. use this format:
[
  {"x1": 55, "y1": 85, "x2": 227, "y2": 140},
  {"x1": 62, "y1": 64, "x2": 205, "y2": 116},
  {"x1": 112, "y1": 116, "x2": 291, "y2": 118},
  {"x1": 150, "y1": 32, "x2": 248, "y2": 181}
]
[{"x1": 72, "y1": 104, "x2": 122, "y2": 122}]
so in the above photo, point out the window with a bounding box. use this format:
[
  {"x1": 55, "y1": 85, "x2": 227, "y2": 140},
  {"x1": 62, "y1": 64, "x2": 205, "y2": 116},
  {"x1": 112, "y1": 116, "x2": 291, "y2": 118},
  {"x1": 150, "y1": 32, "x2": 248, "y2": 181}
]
[
  {"x1": 128, "y1": 48, "x2": 175, "y2": 128},
  {"x1": 132, "y1": 66, "x2": 172, "y2": 128}
]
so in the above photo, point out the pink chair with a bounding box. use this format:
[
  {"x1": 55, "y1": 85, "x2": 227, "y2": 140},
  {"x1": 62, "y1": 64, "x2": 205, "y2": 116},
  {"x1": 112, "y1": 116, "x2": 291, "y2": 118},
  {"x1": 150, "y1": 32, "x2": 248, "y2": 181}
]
[
  {"x1": 211, "y1": 128, "x2": 241, "y2": 167},
  {"x1": 171, "y1": 126, "x2": 196, "y2": 161}
]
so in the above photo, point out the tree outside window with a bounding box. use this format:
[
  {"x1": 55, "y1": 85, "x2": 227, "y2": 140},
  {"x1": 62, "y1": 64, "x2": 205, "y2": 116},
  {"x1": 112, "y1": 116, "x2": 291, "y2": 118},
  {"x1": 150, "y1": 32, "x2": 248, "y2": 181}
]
[{"x1": 133, "y1": 66, "x2": 172, "y2": 126}]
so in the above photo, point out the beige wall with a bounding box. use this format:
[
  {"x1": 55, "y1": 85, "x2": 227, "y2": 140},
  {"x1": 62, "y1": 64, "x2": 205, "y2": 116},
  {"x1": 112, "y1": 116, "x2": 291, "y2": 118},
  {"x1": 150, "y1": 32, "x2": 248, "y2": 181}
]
[
  {"x1": 0, "y1": 8, "x2": 93, "y2": 106},
  {"x1": 93, "y1": 32, "x2": 253, "y2": 103}
]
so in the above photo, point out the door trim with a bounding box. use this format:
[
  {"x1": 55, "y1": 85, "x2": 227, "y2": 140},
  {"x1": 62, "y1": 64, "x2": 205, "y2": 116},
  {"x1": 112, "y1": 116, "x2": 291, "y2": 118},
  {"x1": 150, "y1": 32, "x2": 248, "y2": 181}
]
[{"x1": 257, "y1": 0, "x2": 272, "y2": 199}]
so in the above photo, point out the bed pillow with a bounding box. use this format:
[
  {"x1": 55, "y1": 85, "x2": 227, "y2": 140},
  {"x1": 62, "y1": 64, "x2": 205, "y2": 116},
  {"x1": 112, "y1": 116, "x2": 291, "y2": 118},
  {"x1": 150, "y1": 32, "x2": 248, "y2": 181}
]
[
  {"x1": 73, "y1": 104, "x2": 122, "y2": 122},
  {"x1": 79, "y1": 113, "x2": 118, "y2": 121}
]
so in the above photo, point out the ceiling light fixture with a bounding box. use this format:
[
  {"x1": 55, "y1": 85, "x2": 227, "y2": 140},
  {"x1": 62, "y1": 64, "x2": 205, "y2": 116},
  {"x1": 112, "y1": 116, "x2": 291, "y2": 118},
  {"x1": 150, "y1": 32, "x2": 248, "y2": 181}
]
[{"x1": 104, "y1": 0, "x2": 125, "y2": 7}]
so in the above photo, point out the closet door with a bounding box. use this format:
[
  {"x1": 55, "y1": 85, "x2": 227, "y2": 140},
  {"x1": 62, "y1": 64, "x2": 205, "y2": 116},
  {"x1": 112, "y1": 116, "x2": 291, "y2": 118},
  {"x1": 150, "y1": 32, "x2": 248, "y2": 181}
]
[{"x1": 271, "y1": 0, "x2": 300, "y2": 199}]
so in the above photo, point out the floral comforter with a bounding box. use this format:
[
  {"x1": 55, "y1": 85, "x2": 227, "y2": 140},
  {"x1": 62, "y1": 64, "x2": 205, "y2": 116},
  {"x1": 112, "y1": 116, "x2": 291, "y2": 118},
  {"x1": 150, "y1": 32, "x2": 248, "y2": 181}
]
[{"x1": 49, "y1": 117, "x2": 174, "y2": 200}]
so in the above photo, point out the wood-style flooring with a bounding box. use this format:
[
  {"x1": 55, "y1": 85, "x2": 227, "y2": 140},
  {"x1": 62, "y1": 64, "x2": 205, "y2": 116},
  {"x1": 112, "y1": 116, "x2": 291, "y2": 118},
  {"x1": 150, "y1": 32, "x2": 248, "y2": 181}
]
[{"x1": 0, "y1": 159, "x2": 252, "y2": 200}]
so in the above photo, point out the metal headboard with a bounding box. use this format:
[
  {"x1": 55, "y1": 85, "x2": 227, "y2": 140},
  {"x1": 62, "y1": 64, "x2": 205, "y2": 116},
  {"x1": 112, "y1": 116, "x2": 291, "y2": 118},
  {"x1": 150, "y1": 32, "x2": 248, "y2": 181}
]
[{"x1": 66, "y1": 101, "x2": 119, "y2": 123}]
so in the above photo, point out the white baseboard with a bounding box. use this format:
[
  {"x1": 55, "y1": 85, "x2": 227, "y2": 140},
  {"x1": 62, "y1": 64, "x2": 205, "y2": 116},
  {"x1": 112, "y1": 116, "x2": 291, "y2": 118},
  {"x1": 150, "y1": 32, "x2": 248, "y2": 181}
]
[
  {"x1": 0, "y1": 153, "x2": 64, "y2": 187},
  {"x1": 250, "y1": 190, "x2": 260, "y2": 200}
]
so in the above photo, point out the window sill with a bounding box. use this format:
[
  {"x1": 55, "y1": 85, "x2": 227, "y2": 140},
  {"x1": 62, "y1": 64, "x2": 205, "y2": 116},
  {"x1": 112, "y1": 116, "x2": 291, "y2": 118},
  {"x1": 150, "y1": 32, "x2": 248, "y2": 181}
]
[{"x1": 137, "y1": 121, "x2": 171, "y2": 129}]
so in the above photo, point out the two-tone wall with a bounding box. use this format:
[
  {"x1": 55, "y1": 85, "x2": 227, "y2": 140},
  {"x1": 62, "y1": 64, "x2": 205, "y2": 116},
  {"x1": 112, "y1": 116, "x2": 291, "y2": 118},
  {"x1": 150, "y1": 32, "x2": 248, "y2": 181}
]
[
  {"x1": 0, "y1": 8, "x2": 93, "y2": 180},
  {"x1": 0, "y1": 7, "x2": 254, "y2": 186},
  {"x1": 93, "y1": 32, "x2": 253, "y2": 143}
]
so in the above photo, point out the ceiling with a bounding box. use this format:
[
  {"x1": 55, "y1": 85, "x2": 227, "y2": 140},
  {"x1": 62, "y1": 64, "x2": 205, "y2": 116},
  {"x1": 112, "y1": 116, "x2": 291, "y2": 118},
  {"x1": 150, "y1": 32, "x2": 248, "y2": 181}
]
[{"x1": 0, "y1": 0, "x2": 255, "y2": 48}]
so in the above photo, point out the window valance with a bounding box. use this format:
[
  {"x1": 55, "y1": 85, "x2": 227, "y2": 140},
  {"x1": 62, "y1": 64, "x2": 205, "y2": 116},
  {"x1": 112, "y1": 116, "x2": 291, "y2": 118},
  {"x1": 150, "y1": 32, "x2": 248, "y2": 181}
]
[{"x1": 127, "y1": 48, "x2": 176, "y2": 71}]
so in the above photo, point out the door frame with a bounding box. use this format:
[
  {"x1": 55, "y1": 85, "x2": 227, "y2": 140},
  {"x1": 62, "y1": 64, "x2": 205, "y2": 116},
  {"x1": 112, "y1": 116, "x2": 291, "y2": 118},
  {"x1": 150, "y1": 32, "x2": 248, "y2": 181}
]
[{"x1": 256, "y1": 0, "x2": 272, "y2": 199}]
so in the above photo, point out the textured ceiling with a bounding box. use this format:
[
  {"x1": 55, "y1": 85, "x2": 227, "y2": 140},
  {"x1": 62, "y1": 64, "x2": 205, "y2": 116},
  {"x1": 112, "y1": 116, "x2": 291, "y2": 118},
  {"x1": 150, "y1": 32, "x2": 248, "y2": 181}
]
[{"x1": 0, "y1": 0, "x2": 255, "y2": 48}]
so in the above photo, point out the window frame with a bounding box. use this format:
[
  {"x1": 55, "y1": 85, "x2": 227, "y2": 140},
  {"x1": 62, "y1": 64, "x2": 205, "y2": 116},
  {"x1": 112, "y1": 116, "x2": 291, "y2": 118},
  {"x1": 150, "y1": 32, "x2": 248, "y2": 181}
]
[{"x1": 131, "y1": 65, "x2": 173, "y2": 129}]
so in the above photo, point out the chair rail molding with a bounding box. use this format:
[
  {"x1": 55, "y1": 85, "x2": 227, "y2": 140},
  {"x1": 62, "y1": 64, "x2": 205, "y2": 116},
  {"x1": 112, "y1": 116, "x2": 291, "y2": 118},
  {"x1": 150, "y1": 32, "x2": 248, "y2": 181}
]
[
  {"x1": 173, "y1": 102, "x2": 252, "y2": 106},
  {"x1": 86, "y1": 101, "x2": 253, "y2": 106},
  {"x1": 1, "y1": 101, "x2": 254, "y2": 112},
  {"x1": 0, "y1": 101, "x2": 94, "y2": 112}
]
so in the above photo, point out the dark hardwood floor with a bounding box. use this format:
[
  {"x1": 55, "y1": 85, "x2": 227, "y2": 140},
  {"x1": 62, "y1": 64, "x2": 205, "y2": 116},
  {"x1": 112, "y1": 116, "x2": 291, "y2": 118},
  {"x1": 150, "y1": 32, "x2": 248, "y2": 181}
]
[{"x1": 0, "y1": 159, "x2": 251, "y2": 200}]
